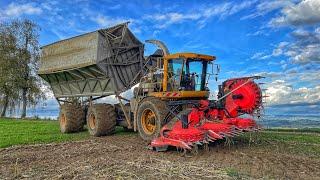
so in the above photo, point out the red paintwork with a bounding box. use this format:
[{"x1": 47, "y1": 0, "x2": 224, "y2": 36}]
[
  {"x1": 151, "y1": 122, "x2": 204, "y2": 150},
  {"x1": 200, "y1": 122, "x2": 233, "y2": 134},
  {"x1": 226, "y1": 118, "x2": 259, "y2": 130},
  {"x1": 188, "y1": 108, "x2": 204, "y2": 126},
  {"x1": 150, "y1": 77, "x2": 263, "y2": 151},
  {"x1": 224, "y1": 78, "x2": 262, "y2": 116},
  {"x1": 166, "y1": 121, "x2": 205, "y2": 142}
]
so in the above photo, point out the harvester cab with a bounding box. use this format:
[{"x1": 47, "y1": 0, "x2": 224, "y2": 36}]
[{"x1": 146, "y1": 53, "x2": 215, "y2": 99}]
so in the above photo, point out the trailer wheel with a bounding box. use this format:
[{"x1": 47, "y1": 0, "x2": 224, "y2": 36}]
[
  {"x1": 59, "y1": 104, "x2": 85, "y2": 133},
  {"x1": 137, "y1": 98, "x2": 168, "y2": 141},
  {"x1": 87, "y1": 104, "x2": 116, "y2": 137}
]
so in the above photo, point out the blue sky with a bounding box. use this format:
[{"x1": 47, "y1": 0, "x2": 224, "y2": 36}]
[{"x1": 0, "y1": 0, "x2": 319, "y2": 116}]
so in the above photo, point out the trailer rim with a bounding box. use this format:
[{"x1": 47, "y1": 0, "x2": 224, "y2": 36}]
[
  {"x1": 60, "y1": 113, "x2": 66, "y2": 128},
  {"x1": 88, "y1": 113, "x2": 96, "y2": 130}
]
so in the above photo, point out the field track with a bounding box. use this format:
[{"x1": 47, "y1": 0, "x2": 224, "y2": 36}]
[{"x1": 1, "y1": 131, "x2": 320, "y2": 179}]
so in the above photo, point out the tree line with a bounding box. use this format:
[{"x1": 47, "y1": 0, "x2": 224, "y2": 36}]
[{"x1": 0, "y1": 19, "x2": 45, "y2": 118}]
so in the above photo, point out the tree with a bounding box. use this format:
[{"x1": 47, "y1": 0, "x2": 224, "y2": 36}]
[
  {"x1": 0, "y1": 19, "x2": 44, "y2": 118},
  {"x1": 0, "y1": 22, "x2": 20, "y2": 117},
  {"x1": 13, "y1": 19, "x2": 44, "y2": 118}
]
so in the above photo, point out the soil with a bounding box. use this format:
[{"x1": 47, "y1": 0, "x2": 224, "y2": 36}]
[{"x1": 1, "y1": 133, "x2": 319, "y2": 179}]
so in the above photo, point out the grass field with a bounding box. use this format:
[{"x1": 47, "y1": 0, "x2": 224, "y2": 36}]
[
  {"x1": 1, "y1": 118, "x2": 320, "y2": 156},
  {"x1": 0, "y1": 118, "x2": 90, "y2": 148}
]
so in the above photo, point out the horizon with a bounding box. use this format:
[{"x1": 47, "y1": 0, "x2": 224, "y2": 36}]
[{"x1": 0, "y1": 0, "x2": 319, "y2": 118}]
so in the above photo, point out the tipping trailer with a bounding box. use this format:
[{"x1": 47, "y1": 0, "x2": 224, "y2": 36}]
[
  {"x1": 39, "y1": 23, "x2": 265, "y2": 152},
  {"x1": 39, "y1": 23, "x2": 144, "y2": 133}
]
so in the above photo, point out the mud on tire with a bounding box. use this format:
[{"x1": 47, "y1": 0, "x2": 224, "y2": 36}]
[
  {"x1": 59, "y1": 104, "x2": 85, "y2": 133},
  {"x1": 137, "y1": 98, "x2": 168, "y2": 141},
  {"x1": 87, "y1": 104, "x2": 116, "y2": 137}
]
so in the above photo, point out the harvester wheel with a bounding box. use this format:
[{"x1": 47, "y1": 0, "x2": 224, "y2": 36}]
[
  {"x1": 87, "y1": 104, "x2": 116, "y2": 137},
  {"x1": 137, "y1": 98, "x2": 168, "y2": 141},
  {"x1": 59, "y1": 104, "x2": 85, "y2": 133}
]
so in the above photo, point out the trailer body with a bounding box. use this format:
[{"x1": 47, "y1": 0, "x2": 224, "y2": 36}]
[{"x1": 38, "y1": 23, "x2": 144, "y2": 98}]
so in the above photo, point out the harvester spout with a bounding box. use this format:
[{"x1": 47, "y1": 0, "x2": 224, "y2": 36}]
[{"x1": 145, "y1": 39, "x2": 170, "y2": 56}]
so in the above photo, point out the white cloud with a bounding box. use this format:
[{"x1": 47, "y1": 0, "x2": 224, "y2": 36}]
[
  {"x1": 146, "y1": 1, "x2": 256, "y2": 29},
  {"x1": 1, "y1": 3, "x2": 42, "y2": 18},
  {"x1": 146, "y1": 12, "x2": 201, "y2": 29},
  {"x1": 91, "y1": 14, "x2": 143, "y2": 35},
  {"x1": 241, "y1": 0, "x2": 294, "y2": 20},
  {"x1": 266, "y1": 80, "x2": 320, "y2": 105},
  {"x1": 246, "y1": 30, "x2": 270, "y2": 36},
  {"x1": 254, "y1": 71, "x2": 282, "y2": 78},
  {"x1": 229, "y1": 1, "x2": 257, "y2": 15},
  {"x1": 203, "y1": 2, "x2": 233, "y2": 18},
  {"x1": 269, "y1": 0, "x2": 320, "y2": 27},
  {"x1": 291, "y1": 44, "x2": 320, "y2": 63},
  {"x1": 270, "y1": 28, "x2": 320, "y2": 64},
  {"x1": 272, "y1": 41, "x2": 289, "y2": 56},
  {"x1": 109, "y1": 4, "x2": 121, "y2": 10},
  {"x1": 92, "y1": 14, "x2": 133, "y2": 27},
  {"x1": 251, "y1": 52, "x2": 264, "y2": 59},
  {"x1": 250, "y1": 52, "x2": 272, "y2": 60}
]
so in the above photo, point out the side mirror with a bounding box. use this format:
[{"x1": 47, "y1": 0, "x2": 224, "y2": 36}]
[
  {"x1": 214, "y1": 64, "x2": 220, "y2": 82},
  {"x1": 208, "y1": 62, "x2": 214, "y2": 74},
  {"x1": 217, "y1": 64, "x2": 220, "y2": 74}
]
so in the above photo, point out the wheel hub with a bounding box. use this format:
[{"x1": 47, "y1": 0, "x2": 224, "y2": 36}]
[
  {"x1": 141, "y1": 109, "x2": 156, "y2": 135},
  {"x1": 60, "y1": 113, "x2": 66, "y2": 128},
  {"x1": 89, "y1": 113, "x2": 96, "y2": 130}
]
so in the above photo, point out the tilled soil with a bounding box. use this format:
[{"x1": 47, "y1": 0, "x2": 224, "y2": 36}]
[{"x1": 1, "y1": 133, "x2": 319, "y2": 179}]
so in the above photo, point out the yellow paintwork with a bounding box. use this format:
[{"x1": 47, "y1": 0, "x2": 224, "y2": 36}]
[
  {"x1": 163, "y1": 57, "x2": 168, "y2": 91},
  {"x1": 162, "y1": 52, "x2": 215, "y2": 92},
  {"x1": 149, "y1": 91, "x2": 209, "y2": 99},
  {"x1": 164, "y1": 52, "x2": 216, "y2": 61}
]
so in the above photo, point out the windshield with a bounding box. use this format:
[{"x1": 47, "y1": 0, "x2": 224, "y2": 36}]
[{"x1": 168, "y1": 58, "x2": 208, "y2": 91}]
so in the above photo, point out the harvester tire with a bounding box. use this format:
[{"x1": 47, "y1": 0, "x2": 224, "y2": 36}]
[
  {"x1": 59, "y1": 104, "x2": 85, "y2": 133},
  {"x1": 137, "y1": 98, "x2": 168, "y2": 141},
  {"x1": 87, "y1": 104, "x2": 116, "y2": 137}
]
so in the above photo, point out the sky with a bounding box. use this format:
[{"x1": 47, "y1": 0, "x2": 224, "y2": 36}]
[{"x1": 0, "y1": 0, "x2": 319, "y2": 117}]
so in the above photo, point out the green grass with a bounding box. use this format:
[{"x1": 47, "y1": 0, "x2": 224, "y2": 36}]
[
  {"x1": 265, "y1": 128, "x2": 320, "y2": 134},
  {"x1": 0, "y1": 118, "x2": 90, "y2": 148},
  {"x1": 0, "y1": 118, "x2": 134, "y2": 148},
  {"x1": 236, "y1": 130, "x2": 320, "y2": 157}
]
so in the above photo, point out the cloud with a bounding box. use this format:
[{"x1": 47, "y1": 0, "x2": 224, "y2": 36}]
[
  {"x1": 145, "y1": 12, "x2": 201, "y2": 29},
  {"x1": 109, "y1": 4, "x2": 121, "y2": 10},
  {"x1": 291, "y1": 44, "x2": 320, "y2": 64},
  {"x1": 251, "y1": 52, "x2": 264, "y2": 59},
  {"x1": 271, "y1": 28, "x2": 320, "y2": 64},
  {"x1": 250, "y1": 52, "x2": 272, "y2": 60},
  {"x1": 254, "y1": 71, "x2": 282, "y2": 78},
  {"x1": 246, "y1": 30, "x2": 270, "y2": 36},
  {"x1": 1, "y1": 3, "x2": 42, "y2": 18},
  {"x1": 269, "y1": 0, "x2": 320, "y2": 27},
  {"x1": 241, "y1": 0, "x2": 294, "y2": 20},
  {"x1": 272, "y1": 41, "x2": 289, "y2": 56},
  {"x1": 266, "y1": 80, "x2": 320, "y2": 106},
  {"x1": 91, "y1": 14, "x2": 143, "y2": 34},
  {"x1": 145, "y1": 1, "x2": 256, "y2": 29},
  {"x1": 92, "y1": 14, "x2": 133, "y2": 27},
  {"x1": 200, "y1": 1, "x2": 257, "y2": 28}
]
